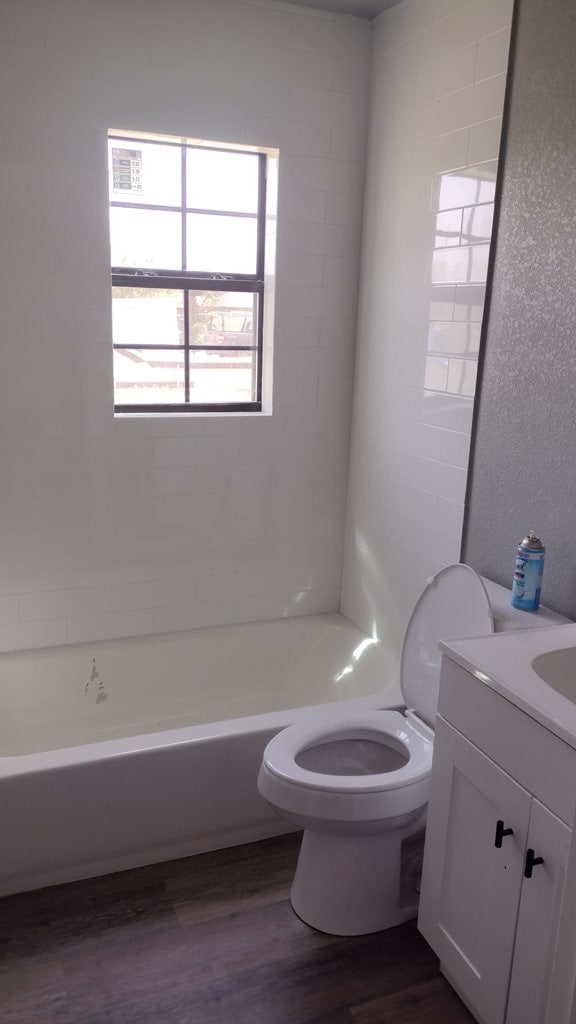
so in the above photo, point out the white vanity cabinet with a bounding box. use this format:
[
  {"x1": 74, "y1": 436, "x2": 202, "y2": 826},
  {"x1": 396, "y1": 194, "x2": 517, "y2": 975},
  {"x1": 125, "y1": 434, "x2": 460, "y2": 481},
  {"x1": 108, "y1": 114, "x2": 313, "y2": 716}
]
[{"x1": 418, "y1": 654, "x2": 575, "y2": 1024}]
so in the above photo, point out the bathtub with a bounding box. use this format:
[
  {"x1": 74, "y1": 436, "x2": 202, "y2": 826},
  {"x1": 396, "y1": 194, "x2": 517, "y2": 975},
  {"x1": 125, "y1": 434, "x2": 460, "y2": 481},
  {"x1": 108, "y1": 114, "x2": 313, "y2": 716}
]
[{"x1": 0, "y1": 612, "x2": 402, "y2": 897}]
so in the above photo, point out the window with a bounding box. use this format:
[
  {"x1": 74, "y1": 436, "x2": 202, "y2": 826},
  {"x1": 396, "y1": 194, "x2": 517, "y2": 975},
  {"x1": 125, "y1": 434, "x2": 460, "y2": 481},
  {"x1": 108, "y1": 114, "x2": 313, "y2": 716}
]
[{"x1": 108, "y1": 132, "x2": 270, "y2": 413}]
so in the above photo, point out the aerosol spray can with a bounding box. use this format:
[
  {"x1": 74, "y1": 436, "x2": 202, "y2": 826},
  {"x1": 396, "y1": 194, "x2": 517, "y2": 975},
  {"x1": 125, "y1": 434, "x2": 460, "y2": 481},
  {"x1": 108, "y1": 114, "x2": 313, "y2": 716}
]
[{"x1": 511, "y1": 531, "x2": 546, "y2": 612}]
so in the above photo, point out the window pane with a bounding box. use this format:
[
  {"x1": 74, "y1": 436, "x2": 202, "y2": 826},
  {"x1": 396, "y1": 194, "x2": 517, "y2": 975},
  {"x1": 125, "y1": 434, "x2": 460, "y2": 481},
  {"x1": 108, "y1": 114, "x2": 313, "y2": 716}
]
[
  {"x1": 112, "y1": 289, "x2": 184, "y2": 347},
  {"x1": 186, "y1": 149, "x2": 259, "y2": 213},
  {"x1": 110, "y1": 207, "x2": 181, "y2": 269},
  {"x1": 186, "y1": 213, "x2": 257, "y2": 274},
  {"x1": 189, "y1": 350, "x2": 258, "y2": 404},
  {"x1": 108, "y1": 140, "x2": 181, "y2": 207},
  {"x1": 188, "y1": 291, "x2": 258, "y2": 348},
  {"x1": 113, "y1": 349, "x2": 185, "y2": 406}
]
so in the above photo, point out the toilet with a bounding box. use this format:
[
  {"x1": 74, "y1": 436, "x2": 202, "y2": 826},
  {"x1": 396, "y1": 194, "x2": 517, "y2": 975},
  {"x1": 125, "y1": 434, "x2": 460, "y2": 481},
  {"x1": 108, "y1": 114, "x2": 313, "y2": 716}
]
[{"x1": 258, "y1": 564, "x2": 565, "y2": 936}]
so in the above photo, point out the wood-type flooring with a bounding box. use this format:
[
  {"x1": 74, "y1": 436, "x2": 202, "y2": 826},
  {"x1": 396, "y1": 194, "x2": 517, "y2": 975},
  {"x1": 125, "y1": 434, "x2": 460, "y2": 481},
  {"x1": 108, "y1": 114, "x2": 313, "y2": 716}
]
[{"x1": 1, "y1": 833, "x2": 475, "y2": 1023}]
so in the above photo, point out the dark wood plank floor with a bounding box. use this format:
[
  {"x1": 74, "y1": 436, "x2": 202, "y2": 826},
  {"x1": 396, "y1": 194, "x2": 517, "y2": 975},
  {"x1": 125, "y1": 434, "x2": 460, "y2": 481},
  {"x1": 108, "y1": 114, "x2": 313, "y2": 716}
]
[{"x1": 0, "y1": 833, "x2": 475, "y2": 1023}]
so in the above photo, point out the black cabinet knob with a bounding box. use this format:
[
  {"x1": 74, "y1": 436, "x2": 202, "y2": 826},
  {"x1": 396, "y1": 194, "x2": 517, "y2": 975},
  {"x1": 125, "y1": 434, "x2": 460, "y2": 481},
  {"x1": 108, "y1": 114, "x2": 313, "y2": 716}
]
[
  {"x1": 524, "y1": 849, "x2": 544, "y2": 878},
  {"x1": 494, "y1": 819, "x2": 514, "y2": 848}
]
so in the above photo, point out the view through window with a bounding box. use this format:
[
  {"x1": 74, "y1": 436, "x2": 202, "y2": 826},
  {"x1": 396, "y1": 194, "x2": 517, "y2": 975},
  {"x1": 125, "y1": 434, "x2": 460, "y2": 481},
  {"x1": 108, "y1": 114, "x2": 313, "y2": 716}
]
[{"x1": 108, "y1": 133, "x2": 268, "y2": 413}]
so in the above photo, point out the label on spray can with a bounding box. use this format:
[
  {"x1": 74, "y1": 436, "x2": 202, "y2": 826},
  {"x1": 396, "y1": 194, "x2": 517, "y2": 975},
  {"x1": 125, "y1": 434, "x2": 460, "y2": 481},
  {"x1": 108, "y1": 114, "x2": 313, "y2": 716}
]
[{"x1": 511, "y1": 531, "x2": 545, "y2": 611}]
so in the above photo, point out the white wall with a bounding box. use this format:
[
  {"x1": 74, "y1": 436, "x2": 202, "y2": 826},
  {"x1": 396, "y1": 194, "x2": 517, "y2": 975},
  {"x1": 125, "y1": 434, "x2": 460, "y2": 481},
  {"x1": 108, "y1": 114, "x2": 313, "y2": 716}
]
[
  {"x1": 341, "y1": 0, "x2": 513, "y2": 652},
  {"x1": 0, "y1": 0, "x2": 370, "y2": 651}
]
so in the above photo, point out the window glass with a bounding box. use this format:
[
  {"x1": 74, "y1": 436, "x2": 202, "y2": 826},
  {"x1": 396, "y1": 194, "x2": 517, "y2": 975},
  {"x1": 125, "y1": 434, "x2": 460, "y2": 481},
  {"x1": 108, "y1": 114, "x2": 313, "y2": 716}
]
[
  {"x1": 113, "y1": 349, "x2": 186, "y2": 406},
  {"x1": 108, "y1": 140, "x2": 181, "y2": 207},
  {"x1": 186, "y1": 149, "x2": 259, "y2": 213},
  {"x1": 112, "y1": 288, "x2": 184, "y2": 347},
  {"x1": 110, "y1": 207, "x2": 182, "y2": 270},
  {"x1": 186, "y1": 213, "x2": 257, "y2": 274},
  {"x1": 188, "y1": 352, "x2": 258, "y2": 405},
  {"x1": 188, "y1": 291, "x2": 257, "y2": 348}
]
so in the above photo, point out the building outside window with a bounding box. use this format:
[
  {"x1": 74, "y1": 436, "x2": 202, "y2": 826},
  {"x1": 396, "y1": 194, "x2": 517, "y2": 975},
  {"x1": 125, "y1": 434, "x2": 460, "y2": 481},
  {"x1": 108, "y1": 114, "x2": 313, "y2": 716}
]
[{"x1": 108, "y1": 132, "x2": 272, "y2": 413}]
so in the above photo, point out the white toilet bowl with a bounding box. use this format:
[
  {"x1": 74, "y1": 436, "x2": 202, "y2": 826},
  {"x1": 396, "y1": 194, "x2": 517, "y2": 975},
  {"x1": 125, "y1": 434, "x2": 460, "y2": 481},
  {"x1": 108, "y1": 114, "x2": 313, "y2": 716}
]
[{"x1": 258, "y1": 564, "x2": 549, "y2": 936}]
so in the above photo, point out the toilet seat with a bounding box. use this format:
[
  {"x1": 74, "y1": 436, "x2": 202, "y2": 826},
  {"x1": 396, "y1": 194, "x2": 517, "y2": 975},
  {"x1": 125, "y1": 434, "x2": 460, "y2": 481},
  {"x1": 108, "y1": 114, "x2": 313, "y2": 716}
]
[
  {"x1": 261, "y1": 709, "x2": 433, "y2": 794},
  {"x1": 400, "y1": 563, "x2": 494, "y2": 728}
]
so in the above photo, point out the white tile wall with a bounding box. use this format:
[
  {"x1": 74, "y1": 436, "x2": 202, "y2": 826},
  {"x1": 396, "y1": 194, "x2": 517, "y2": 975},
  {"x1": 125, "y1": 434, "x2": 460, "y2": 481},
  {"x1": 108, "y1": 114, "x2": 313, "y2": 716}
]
[
  {"x1": 0, "y1": 0, "x2": 369, "y2": 651},
  {"x1": 340, "y1": 0, "x2": 513, "y2": 654}
]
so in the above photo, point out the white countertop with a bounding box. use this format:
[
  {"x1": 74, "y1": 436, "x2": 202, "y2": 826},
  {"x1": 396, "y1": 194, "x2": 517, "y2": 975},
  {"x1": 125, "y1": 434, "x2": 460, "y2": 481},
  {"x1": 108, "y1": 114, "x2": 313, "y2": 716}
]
[{"x1": 440, "y1": 622, "x2": 576, "y2": 750}]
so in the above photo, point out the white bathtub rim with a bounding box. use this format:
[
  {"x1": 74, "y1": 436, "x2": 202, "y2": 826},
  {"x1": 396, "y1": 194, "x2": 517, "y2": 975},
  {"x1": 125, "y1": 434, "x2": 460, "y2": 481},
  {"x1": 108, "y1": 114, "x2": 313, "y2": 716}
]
[{"x1": 0, "y1": 685, "x2": 403, "y2": 779}]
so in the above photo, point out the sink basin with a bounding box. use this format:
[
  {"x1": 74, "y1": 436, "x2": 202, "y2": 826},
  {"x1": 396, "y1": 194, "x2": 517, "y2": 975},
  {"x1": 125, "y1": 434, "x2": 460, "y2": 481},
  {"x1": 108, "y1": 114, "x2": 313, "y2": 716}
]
[{"x1": 532, "y1": 648, "x2": 576, "y2": 701}]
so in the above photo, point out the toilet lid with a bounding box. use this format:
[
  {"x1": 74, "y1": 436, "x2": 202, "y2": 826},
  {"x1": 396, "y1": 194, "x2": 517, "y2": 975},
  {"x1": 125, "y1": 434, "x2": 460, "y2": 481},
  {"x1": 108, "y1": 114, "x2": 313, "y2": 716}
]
[{"x1": 400, "y1": 563, "x2": 494, "y2": 729}]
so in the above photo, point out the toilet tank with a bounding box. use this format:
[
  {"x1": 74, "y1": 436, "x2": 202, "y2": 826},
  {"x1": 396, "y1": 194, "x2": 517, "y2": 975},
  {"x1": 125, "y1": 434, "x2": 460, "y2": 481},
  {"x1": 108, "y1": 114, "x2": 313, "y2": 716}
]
[{"x1": 480, "y1": 577, "x2": 571, "y2": 633}]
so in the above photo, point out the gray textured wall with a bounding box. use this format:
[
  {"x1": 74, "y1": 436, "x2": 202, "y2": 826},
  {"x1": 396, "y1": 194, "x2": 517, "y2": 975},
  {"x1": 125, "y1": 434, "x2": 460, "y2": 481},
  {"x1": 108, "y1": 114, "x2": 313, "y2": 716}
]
[{"x1": 462, "y1": 0, "x2": 576, "y2": 619}]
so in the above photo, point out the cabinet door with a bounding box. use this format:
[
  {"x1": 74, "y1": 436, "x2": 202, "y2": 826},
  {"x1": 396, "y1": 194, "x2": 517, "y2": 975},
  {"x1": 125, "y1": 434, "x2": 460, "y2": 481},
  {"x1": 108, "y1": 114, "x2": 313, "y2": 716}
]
[
  {"x1": 418, "y1": 717, "x2": 532, "y2": 1024},
  {"x1": 506, "y1": 800, "x2": 571, "y2": 1024}
]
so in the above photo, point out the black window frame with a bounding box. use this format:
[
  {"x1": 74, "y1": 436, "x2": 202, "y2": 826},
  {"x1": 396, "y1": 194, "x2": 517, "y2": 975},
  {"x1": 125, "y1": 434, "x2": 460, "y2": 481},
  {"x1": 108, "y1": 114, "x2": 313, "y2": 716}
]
[{"x1": 109, "y1": 133, "x2": 267, "y2": 414}]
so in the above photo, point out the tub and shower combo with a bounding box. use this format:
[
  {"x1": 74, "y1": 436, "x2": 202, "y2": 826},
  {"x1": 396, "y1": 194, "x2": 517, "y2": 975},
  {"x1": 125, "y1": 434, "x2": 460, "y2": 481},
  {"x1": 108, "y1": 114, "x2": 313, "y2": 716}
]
[{"x1": 0, "y1": 613, "x2": 402, "y2": 897}]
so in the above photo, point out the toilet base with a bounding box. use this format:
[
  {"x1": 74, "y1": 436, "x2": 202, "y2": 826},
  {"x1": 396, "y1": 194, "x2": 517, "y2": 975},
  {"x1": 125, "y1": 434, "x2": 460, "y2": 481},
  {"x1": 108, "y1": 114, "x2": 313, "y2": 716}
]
[{"x1": 290, "y1": 820, "x2": 425, "y2": 936}]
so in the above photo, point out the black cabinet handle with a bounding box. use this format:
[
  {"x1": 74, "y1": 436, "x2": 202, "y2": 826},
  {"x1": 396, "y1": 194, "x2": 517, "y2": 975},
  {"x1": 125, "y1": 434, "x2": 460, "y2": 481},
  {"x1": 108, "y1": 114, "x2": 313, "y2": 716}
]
[
  {"x1": 495, "y1": 819, "x2": 514, "y2": 848},
  {"x1": 524, "y1": 849, "x2": 544, "y2": 878}
]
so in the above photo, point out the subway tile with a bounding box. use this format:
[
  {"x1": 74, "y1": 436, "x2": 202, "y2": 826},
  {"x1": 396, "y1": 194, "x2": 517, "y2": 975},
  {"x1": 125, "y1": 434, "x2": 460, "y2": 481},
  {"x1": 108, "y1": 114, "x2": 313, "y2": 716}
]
[
  {"x1": 280, "y1": 153, "x2": 363, "y2": 194},
  {"x1": 430, "y1": 243, "x2": 490, "y2": 285},
  {"x1": 317, "y1": 376, "x2": 353, "y2": 407},
  {"x1": 276, "y1": 251, "x2": 325, "y2": 288},
  {"x1": 414, "y1": 44, "x2": 477, "y2": 103},
  {"x1": 280, "y1": 120, "x2": 332, "y2": 158},
  {"x1": 435, "y1": 495, "x2": 465, "y2": 535},
  {"x1": 288, "y1": 85, "x2": 368, "y2": 128},
  {"x1": 410, "y1": 128, "x2": 469, "y2": 180},
  {"x1": 383, "y1": 19, "x2": 447, "y2": 81},
  {"x1": 428, "y1": 321, "x2": 481, "y2": 355},
  {"x1": 436, "y1": 74, "x2": 507, "y2": 136},
  {"x1": 417, "y1": 390, "x2": 475, "y2": 433},
  {"x1": 0, "y1": 2, "x2": 47, "y2": 48},
  {"x1": 154, "y1": 599, "x2": 237, "y2": 634},
  {"x1": 0, "y1": 594, "x2": 19, "y2": 624},
  {"x1": 462, "y1": 202, "x2": 494, "y2": 244},
  {"x1": 111, "y1": 579, "x2": 184, "y2": 612},
  {"x1": 325, "y1": 191, "x2": 363, "y2": 226},
  {"x1": 278, "y1": 220, "x2": 359, "y2": 257},
  {"x1": 424, "y1": 356, "x2": 449, "y2": 392},
  {"x1": 375, "y1": 0, "x2": 476, "y2": 54},
  {"x1": 410, "y1": 422, "x2": 470, "y2": 469},
  {"x1": 433, "y1": 207, "x2": 463, "y2": 249},
  {"x1": 20, "y1": 586, "x2": 112, "y2": 623},
  {"x1": 467, "y1": 116, "x2": 503, "y2": 164},
  {"x1": 275, "y1": 315, "x2": 322, "y2": 349},
  {"x1": 304, "y1": 586, "x2": 340, "y2": 615},
  {"x1": 277, "y1": 187, "x2": 328, "y2": 225},
  {"x1": 235, "y1": 591, "x2": 309, "y2": 624},
  {"x1": 66, "y1": 609, "x2": 155, "y2": 645},
  {"x1": 453, "y1": 283, "x2": 487, "y2": 321},
  {"x1": 330, "y1": 123, "x2": 367, "y2": 162},
  {"x1": 432, "y1": 161, "x2": 497, "y2": 210},
  {"x1": 476, "y1": 28, "x2": 512, "y2": 81},
  {"x1": 154, "y1": 436, "x2": 237, "y2": 467},
  {"x1": 443, "y1": 0, "x2": 514, "y2": 55},
  {"x1": 274, "y1": 375, "x2": 318, "y2": 407},
  {"x1": 290, "y1": 11, "x2": 339, "y2": 57},
  {"x1": 408, "y1": 452, "x2": 467, "y2": 504},
  {"x1": 0, "y1": 619, "x2": 67, "y2": 653},
  {"x1": 0, "y1": 562, "x2": 66, "y2": 596},
  {"x1": 447, "y1": 357, "x2": 477, "y2": 397},
  {"x1": 333, "y1": 58, "x2": 371, "y2": 96},
  {"x1": 427, "y1": 284, "x2": 456, "y2": 321},
  {"x1": 64, "y1": 556, "x2": 154, "y2": 588},
  {"x1": 332, "y1": 16, "x2": 371, "y2": 61}
]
